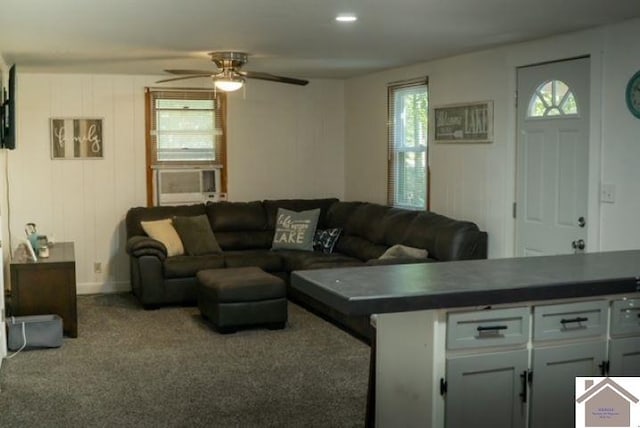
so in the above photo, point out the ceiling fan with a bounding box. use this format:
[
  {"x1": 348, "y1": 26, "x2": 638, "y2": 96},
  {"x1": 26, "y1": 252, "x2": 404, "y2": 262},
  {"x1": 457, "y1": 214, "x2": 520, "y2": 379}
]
[{"x1": 156, "y1": 51, "x2": 309, "y2": 92}]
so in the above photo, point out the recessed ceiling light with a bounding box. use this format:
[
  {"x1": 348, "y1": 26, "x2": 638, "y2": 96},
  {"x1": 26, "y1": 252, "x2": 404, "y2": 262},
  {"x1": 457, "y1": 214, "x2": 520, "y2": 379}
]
[{"x1": 335, "y1": 14, "x2": 357, "y2": 22}]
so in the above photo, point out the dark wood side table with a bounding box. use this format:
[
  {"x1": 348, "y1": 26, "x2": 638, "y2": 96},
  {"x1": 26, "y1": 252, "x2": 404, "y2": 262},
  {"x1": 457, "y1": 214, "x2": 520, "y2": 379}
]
[{"x1": 10, "y1": 241, "x2": 77, "y2": 337}]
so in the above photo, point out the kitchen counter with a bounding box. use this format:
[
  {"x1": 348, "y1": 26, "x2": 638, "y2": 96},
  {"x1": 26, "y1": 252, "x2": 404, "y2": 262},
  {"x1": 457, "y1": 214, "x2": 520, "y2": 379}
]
[{"x1": 291, "y1": 250, "x2": 640, "y2": 316}]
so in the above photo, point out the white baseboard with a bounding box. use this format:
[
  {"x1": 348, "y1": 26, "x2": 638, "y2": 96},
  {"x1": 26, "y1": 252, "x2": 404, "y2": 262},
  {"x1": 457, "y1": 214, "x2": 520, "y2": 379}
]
[{"x1": 77, "y1": 281, "x2": 131, "y2": 295}]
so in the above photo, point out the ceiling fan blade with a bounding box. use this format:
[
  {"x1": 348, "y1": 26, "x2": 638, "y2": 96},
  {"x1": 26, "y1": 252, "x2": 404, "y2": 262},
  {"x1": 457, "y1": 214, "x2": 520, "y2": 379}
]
[
  {"x1": 156, "y1": 74, "x2": 212, "y2": 83},
  {"x1": 164, "y1": 69, "x2": 217, "y2": 75},
  {"x1": 238, "y1": 70, "x2": 308, "y2": 86}
]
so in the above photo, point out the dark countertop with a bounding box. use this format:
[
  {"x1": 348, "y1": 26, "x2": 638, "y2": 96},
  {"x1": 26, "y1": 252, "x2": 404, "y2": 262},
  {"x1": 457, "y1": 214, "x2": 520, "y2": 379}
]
[{"x1": 290, "y1": 250, "x2": 640, "y2": 316}]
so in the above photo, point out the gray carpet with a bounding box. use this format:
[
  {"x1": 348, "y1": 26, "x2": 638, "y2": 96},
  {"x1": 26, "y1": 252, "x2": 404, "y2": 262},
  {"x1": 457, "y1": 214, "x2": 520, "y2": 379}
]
[{"x1": 0, "y1": 294, "x2": 370, "y2": 427}]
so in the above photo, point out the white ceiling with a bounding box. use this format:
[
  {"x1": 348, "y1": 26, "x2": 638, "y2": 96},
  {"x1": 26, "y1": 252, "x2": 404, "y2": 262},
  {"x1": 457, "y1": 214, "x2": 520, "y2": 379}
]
[{"x1": 1, "y1": 0, "x2": 639, "y2": 80}]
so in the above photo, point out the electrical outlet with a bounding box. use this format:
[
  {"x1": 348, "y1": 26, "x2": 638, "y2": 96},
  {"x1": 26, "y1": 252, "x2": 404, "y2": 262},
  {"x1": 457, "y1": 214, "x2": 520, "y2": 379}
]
[
  {"x1": 1, "y1": 307, "x2": 4, "y2": 322},
  {"x1": 94, "y1": 262, "x2": 102, "y2": 274}
]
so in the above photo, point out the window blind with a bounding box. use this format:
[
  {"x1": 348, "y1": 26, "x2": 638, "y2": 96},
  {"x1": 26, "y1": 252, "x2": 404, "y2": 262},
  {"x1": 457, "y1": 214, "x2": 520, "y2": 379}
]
[
  {"x1": 387, "y1": 78, "x2": 429, "y2": 210},
  {"x1": 146, "y1": 88, "x2": 226, "y2": 167}
]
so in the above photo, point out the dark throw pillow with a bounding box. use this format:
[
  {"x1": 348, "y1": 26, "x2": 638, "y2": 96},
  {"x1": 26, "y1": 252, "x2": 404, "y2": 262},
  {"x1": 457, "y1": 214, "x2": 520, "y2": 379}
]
[
  {"x1": 172, "y1": 215, "x2": 222, "y2": 256},
  {"x1": 313, "y1": 228, "x2": 342, "y2": 254},
  {"x1": 272, "y1": 208, "x2": 320, "y2": 251}
]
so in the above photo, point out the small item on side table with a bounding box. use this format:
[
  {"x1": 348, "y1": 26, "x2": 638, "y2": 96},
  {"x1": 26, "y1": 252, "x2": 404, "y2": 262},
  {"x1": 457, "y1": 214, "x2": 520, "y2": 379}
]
[{"x1": 38, "y1": 244, "x2": 50, "y2": 258}]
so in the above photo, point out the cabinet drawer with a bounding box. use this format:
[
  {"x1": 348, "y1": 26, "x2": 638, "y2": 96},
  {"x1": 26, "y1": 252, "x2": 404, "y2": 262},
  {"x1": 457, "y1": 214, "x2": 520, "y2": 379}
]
[
  {"x1": 447, "y1": 307, "x2": 530, "y2": 350},
  {"x1": 533, "y1": 300, "x2": 607, "y2": 342},
  {"x1": 610, "y1": 298, "x2": 640, "y2": 337}
]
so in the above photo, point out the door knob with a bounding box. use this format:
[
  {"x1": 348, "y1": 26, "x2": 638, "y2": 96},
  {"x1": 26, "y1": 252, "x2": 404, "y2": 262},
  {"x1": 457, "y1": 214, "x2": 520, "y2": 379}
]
[
  {"x1": 578, "y1": 216, "x2": 586, "y2": 228},
  {"x1": 572, "y1": 239, "x2": 585, "y2": 250}
]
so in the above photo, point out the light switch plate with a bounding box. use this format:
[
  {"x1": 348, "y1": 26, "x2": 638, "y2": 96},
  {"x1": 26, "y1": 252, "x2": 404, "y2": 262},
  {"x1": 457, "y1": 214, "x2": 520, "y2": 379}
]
[{"x1": 600, "y1": 183, "x2": 616, "y2": 203}]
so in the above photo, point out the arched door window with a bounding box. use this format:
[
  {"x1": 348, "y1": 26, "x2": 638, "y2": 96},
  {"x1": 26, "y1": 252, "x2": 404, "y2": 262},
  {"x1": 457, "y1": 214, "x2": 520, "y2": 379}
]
[{"x1": 527, "y1": 79, "x2": 578, "y2": 118}]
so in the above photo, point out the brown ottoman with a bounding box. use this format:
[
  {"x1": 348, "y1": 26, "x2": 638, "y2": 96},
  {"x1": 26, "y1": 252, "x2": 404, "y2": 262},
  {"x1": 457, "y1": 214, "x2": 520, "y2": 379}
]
[{"x1": 196, "y1": 267, "x2": 287, "y2": 333}]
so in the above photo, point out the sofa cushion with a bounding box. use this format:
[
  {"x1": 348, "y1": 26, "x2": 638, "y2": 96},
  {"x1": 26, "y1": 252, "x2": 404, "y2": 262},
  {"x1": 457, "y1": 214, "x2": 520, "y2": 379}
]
[
  {"x1": 277, "y1": 250, "x2": 363, "y2": 271},
  {"x1": 272, "y1": 208, "x2": 320, "y2": 251},
  {"x1": 333, "y1": 235, "x2": 388, "y2": 261},
  {"x1": 214, "y1": 231, "x2": 273, "y2": 251},
  {"x1": 140, "y1": 219, "x2": 184, "y2": 257},
  {"x1": 173, "y1": 214, "x2": 222, "y2": 255},
  {"x1": 126, "y1": 204, "x2": 206, "y2": 238},
  {"x1": 325, "y1": 201, "x2": 364, "y2": 229},
  {"x1": 380, "y1": 208, "x2": 420, "y2": 246},
  {"x1": 223, "y1": 250, "x2": 284, "y2": 272},
  {"x1": 402, "y1": 212, "x2": 481, "y2": 261},
  {"x1": 343, "y1": 203, "x2": 392, "y2": 244},
  {"x1": 206, "y1": 201, "x2": 267, "y2": 232},
  {"x1": 163, "y1": 254, "x2": 225, "y2": 278},
  {"x1": 263, "y1": 198, "x2": 339, "y2": 230}
]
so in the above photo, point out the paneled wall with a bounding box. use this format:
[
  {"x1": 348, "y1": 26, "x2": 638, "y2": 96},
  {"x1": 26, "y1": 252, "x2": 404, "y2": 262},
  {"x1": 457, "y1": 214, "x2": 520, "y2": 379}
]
[
  {"x1": 7, "y1": 74, "x2": 149, "y2": 294},
  {"x1": 0, "y1": 54, "x2": 7, "y2": 360},
  {"x1": 345, "y1": 19, "x2": 640, "y2": 257},
  {"x1": 5, "y1": 75, "x2": 344, "y2": 294},
  {"x1": 228, "y1": 80, "x2": 345, "y2": 200}
]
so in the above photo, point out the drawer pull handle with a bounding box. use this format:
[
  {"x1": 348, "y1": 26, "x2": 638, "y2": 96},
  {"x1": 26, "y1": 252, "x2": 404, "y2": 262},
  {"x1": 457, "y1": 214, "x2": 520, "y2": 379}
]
[
  {"x1": 560, "y1": 317, "x2": 588, "y2": 325},
  {"x1": 520, "y1": 370, "x2": 528, "y2": 403},
  {"x1": 477, "y1": 325, "x2": 508, "y2": 332}
]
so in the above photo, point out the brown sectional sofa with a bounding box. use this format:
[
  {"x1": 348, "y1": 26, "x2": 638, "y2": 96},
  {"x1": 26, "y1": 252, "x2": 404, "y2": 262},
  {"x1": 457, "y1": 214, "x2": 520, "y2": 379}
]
[{"x1": 125, "y1": 198, "x2": 488, "y2": 340}]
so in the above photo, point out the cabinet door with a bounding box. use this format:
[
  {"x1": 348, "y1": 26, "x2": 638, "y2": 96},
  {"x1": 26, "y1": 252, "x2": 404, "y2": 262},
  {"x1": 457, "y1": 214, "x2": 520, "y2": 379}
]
[
  {"x1": 609, "y1": 337, "x2": 640, "y2": 376},
  {"x1": 530, "y1": 341, "x2": 606, "y2": 428},
  {"x1": 446, "y1": 350, "x2": 528, "y2": 428}
]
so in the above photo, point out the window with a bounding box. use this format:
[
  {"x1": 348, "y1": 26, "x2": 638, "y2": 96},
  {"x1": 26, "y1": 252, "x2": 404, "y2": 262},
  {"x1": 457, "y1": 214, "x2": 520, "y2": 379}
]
[
  {"x1": 527, "y1": 79, "x2": 578, "y2": 118},
  {"x1": 387, "y1": 79, "x2": 428, "y2": 210},
  {"x1": 145, "y1": 88, "x2": 227, "y2": 204}
]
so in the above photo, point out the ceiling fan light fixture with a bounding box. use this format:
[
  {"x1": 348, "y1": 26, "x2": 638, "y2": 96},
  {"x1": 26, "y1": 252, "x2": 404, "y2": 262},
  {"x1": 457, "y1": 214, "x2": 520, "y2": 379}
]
[
  {"x1": 213, "y1": 70, "x2": 244, "y2": 92},
  {"x1": 213, "y1": 74, "x2": 245, "y2": 92}
]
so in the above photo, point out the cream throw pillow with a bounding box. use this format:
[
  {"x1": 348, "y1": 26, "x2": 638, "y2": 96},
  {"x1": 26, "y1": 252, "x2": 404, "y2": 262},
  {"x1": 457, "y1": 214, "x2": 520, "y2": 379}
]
[
  {"x1": 141, "y1": 219, "x2": 184, "y2": 257},
  {"x1": 379, "y1": 244, "x2": 428, "y2": 260}
]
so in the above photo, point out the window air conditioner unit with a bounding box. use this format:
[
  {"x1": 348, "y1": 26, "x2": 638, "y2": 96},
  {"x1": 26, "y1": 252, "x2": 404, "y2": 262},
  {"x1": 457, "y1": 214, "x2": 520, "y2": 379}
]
[{"x1": 156, "y1": 168, "x2": 225, "y2": 206}]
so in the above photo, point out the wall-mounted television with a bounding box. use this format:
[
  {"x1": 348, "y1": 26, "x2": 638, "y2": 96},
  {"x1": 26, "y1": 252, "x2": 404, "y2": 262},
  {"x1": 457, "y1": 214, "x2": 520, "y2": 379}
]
[
  {"x1": 0, "y1": 78, "x2": 4, "y2": 146},
  {"x1": 2, "y1": 64, "x2": 16, "y2": 150}
]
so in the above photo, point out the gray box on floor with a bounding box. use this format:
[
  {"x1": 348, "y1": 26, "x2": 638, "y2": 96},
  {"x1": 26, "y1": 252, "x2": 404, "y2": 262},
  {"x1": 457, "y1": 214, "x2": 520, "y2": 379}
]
[{"x1": 7, "y1": 314, "x2": 63, "y2": 351}]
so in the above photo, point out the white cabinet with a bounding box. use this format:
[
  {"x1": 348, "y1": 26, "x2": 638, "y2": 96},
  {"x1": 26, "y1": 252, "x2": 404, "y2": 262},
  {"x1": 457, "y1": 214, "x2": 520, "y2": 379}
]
[
  {"x1": 447, "y1": 307, "x2": 529, "y2": 350},
  {"x1": 443, "y1": 297, "x2": 640, "y2": 428},
  {"x1": 529, "y1": 341, "x2": 606, "y2": 428},
  {"x1": 532, "y1": 300, "x2": 608, "y2": 341},
  {"x1": 529, "y1": 300, "x2": 609, "y2": 428},
  {"x1": 609, "y1": 336, "x2": 640, "y2": 375},
  {"x1": 609, "y1": 298, "x2": 640, "y2": 376},
  {"x1": 446, "y1": 350, "x2": 528, "y2": 428},
  {"x1": 445, "y1": 308, "x2": 529, "y2": 428}
]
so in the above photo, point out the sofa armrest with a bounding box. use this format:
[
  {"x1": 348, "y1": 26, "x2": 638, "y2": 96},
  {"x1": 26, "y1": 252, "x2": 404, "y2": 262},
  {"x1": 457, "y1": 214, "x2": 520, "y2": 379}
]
[{"x1": 126, "y1": 236, "x2": 167, "y2": 260}]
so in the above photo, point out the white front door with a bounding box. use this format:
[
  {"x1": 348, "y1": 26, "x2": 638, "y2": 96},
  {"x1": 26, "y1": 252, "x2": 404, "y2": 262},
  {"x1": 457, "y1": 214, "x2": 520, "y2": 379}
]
[{"x1": 515, "y1": 57, "x2": 590, "y2": 256}]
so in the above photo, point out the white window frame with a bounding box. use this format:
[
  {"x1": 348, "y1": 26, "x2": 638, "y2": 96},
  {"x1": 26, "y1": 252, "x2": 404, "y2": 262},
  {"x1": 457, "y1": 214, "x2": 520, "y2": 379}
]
[{"x1": 387, "y1": 79, "x2": 429, "y2": 210}]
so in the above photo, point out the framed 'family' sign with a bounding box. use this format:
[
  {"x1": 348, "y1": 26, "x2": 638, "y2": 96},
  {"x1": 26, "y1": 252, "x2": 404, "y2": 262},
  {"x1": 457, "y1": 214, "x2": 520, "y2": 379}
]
[
  {"x1": 434, "y1": 101, "x2": 493, "y2": 143},
  {"x1": 50, "y1": 118, "x2": 104, "y2": 159}
]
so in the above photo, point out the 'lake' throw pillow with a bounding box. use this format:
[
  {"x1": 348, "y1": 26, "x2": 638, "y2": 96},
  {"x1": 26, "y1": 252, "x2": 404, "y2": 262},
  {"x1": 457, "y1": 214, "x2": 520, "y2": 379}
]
[{"x1": 272, "y1": 208, "x2": 320, "y2": 251}]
